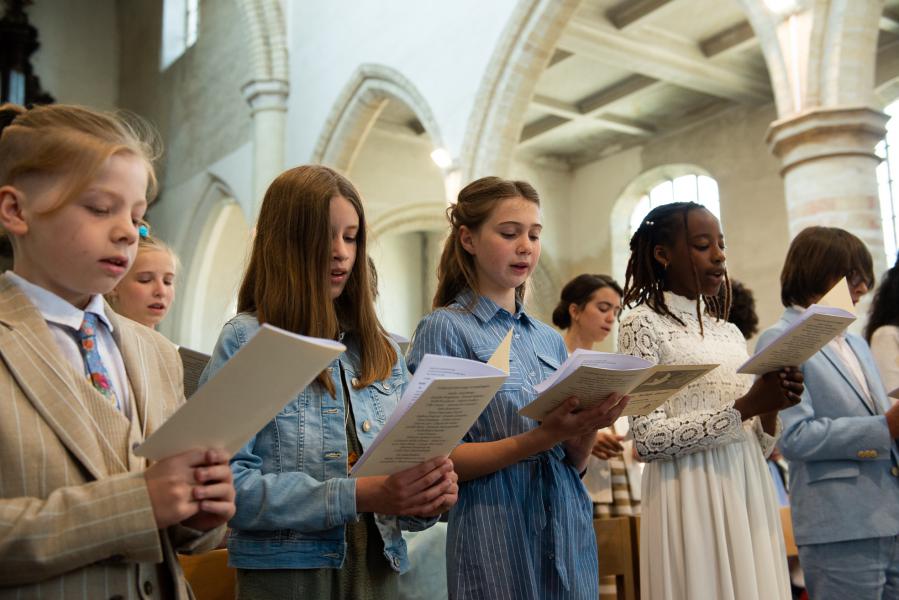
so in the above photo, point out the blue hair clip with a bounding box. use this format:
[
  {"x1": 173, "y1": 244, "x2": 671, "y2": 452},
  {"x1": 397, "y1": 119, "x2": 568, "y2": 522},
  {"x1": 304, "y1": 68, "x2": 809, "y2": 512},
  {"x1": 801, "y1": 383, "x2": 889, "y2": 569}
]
[{"x1": 138, "y1": 224, "x2": 149, "y2": 239}]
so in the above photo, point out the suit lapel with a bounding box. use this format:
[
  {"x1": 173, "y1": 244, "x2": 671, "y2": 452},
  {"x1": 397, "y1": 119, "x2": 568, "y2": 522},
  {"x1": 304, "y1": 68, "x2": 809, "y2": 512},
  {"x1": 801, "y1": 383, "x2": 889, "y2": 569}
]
[
  {"x1": 0, "y1": 277, "x2": 108, "y2": 480},
  {"x1": 846, "y1": 335, "x2": 892, "y2": 414},
  {"x1": 820, "y1": 343, "x2": 878, "y2": 415},
  {"x1": 108, "y1": 308, "x2": 173, "y2": 471}
]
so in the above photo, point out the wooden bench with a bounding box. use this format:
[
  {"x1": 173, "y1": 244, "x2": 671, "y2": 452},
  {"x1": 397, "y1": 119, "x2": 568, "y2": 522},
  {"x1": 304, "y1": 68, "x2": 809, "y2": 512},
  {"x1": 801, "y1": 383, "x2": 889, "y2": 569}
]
[
  {"x1": 179, "y1": 549, "x2": 235, "y2": 600},
  {"x1": 594, "y1": 516, "x2": 637, "y2": 600}
]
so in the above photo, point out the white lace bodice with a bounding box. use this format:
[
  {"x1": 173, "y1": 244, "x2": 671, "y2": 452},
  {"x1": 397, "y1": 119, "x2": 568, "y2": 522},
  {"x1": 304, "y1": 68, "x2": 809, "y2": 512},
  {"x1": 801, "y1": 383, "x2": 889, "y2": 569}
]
[{"x1": 618, "y1": 292, "x2": 778, "y2": 461}]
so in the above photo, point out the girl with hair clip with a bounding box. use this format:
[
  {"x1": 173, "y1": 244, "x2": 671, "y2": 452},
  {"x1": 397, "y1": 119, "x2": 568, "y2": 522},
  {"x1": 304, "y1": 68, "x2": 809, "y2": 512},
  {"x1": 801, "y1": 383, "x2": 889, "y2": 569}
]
[
  {"x1": 107, "y1": 226, "x2": 179, "y2": 329},
  {"x1": 759, "y1": 227, "x2": 899, "y2": 600},
  {"x1": 407, "y1": 177, "x2": 628, "y2": 600},
  {"x1": 866, "y1": 251, "x2": 899, "y2": 397},
  {"x1": 199, "y1": 165, "x2": 458, "y2": 600},
  {"x1": 0, "y1": 103, "x2": 234, "y2": 599},
  {"x1": 618, "y1": 201, "x2": 804, "y2": 600}
]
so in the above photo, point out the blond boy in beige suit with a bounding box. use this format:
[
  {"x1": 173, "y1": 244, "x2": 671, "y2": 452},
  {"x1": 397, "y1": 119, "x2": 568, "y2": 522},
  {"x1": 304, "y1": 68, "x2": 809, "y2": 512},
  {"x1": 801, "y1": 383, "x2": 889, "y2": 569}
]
[{"x1": 0, "y1": 103, "x2": 235, "y2": 599}]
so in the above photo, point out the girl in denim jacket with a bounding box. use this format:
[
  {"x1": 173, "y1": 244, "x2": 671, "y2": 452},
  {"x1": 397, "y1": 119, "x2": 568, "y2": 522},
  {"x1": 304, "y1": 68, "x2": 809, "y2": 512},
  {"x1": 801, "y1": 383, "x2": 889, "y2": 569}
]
[{"x1": 200, "y1": 165, "x2": 458, "y2": 600}]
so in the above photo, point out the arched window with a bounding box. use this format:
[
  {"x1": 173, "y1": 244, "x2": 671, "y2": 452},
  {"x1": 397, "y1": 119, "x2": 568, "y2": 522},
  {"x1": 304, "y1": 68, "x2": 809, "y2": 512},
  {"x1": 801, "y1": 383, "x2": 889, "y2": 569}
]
[
  {"x1": 628, "y1": 174, "x2": 721, "y2": 240},
  {"x1": 876, "y1": 100, "x2": 899, "y2": 267},
  {"x1": 161, "y1": 0, "x2": 199, "y2": 70}
]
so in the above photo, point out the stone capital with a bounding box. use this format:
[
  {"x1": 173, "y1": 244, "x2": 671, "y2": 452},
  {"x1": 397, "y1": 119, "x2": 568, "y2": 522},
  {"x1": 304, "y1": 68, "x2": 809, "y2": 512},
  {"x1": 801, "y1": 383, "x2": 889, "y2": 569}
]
[
  {"x1": 241, "y1": 79, "x2": 289, "y2": 113},
  {"x1": 765, "y1": 106, "x2": 888, "y2": 175}
]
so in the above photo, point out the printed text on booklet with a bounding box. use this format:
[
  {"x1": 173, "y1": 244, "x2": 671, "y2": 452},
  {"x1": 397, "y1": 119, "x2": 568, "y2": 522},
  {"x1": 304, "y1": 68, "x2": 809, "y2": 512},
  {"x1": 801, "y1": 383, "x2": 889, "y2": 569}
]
[
  {"x1": 519, "y1": 349, "x2": 717, "y2": 420},
  {"x1": 350, "y1": 330, "x2": 512, "y2": 477},
  {"x1": 738, "y1": 278, "x2": 855, "y2": 375}
]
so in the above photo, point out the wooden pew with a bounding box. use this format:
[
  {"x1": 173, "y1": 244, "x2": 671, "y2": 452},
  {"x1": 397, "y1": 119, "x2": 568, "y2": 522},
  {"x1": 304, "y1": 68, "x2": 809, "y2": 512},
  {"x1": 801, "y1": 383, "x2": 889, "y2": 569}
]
[{"x1": 594, "y1": 516, "x2": 637, "y2": 600}]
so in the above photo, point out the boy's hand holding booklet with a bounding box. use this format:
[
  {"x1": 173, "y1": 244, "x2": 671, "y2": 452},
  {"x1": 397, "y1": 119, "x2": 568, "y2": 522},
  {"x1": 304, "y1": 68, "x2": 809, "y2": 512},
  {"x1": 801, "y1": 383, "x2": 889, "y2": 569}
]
[
  {"x1": 519, "y1": 349, "x2": 717, "y2": 420},
  {"x1": 350, "y1": 330, "x2": 513, "y2": 478},
  {"x1": 738, "y1": 278, "x2": 855, "y2": 375},
  {"x1": 136, "y1": 324, "x2": 346, "y2": 460}
]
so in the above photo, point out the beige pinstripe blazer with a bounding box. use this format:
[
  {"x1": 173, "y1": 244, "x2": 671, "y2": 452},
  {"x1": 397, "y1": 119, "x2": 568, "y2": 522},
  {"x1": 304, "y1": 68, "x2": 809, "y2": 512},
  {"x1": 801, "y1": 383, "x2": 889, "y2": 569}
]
[{"x1": 0, "y1": 276, "x2": 223, "y2": 599}]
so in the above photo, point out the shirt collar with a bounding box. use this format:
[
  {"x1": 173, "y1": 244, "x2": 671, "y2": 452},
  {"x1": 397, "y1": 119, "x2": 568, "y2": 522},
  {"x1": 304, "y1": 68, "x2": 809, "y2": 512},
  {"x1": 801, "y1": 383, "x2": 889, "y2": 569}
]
[
  {"x1": 455, "y1": 288, "x2": 531, "y2": 325},
  {"x1": 5, "y1": 271, "x2": 114, "y2": 333}
]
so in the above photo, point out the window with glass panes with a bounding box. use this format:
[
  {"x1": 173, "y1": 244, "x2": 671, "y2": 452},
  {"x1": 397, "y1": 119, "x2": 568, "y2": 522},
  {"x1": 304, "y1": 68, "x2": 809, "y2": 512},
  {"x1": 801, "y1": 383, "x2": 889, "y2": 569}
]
[
  {"x1": 629, "y1": 174, "x2": 722, "y2": 241},
  {"x1": 876, "y1": 101, "x2": 899, "y2": 268}
]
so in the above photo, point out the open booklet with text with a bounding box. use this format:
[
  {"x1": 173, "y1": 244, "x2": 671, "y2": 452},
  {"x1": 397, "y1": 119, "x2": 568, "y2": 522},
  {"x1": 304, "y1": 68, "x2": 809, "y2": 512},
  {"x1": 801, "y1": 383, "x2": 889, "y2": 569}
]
[
  {"x1": 136, "y1": 324, "x2": 345, "y2": 460},
  {"x1": 738, "y1": 278, "x2": 856, "y2": 375},
  {"x1": 518, "y1": 348, "x2": 717, "y2": 420},
  {"x1": 350, "y1": 330, "x2": 512, "y2": 477}
]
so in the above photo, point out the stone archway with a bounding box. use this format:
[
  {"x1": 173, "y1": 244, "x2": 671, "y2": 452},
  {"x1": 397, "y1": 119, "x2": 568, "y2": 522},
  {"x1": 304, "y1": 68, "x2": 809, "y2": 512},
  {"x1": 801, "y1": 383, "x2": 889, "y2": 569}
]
[
  {"x1": 168, "y1": 176, "x2": 252, "y2": 351},
  {"x1": 312, "y1": 63, "x2": 447, "y2": 174},
  {"x1": 459, "y1": 0, "x2": 582, "y2": 181}
]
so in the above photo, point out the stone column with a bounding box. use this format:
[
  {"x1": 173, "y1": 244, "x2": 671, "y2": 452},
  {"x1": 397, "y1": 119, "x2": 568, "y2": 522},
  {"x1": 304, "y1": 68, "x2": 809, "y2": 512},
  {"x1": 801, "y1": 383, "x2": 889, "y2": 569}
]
[
  {"x1": 242, "y1": 79, "x2": 289, "y2": 217},
  {"x1": 766, "y1": 106, "x2": 889, "y2": 276}
]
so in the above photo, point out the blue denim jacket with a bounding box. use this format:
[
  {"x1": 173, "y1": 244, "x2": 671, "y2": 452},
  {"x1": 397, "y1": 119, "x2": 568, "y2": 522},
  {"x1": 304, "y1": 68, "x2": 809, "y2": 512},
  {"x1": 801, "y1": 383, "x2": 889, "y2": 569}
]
[{"x1": 200, "y1": 313, "x2": 432, "y2": 572}]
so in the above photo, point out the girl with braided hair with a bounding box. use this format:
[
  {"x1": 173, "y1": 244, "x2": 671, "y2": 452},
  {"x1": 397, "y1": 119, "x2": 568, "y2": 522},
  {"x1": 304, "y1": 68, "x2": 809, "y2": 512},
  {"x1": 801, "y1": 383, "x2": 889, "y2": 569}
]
[{"x1": 617, "y1": 201, "x2": 804, "y2": 600}]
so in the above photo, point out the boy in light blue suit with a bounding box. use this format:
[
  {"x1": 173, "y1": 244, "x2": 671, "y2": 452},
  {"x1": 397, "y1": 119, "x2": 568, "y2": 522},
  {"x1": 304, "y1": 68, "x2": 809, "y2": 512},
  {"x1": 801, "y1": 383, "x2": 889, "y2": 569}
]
[{"x1": 758, "y1": 226, "x2": 899, "y2": 600}]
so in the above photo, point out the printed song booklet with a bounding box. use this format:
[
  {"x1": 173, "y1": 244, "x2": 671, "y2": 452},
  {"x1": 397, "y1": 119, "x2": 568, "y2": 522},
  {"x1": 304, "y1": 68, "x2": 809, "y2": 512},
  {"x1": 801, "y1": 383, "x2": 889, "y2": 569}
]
[
  {"x1": 351, "y1": 330, "x2": 512, "y2": 477},
  {"x1": 136, "y1": 324, "x2": 345, "y2": 460},
  {"x1": 519, "y1": 349, "x2": 717, "y2": 420},
  {"x1": 739, "y1": 278, "x2": 856, "y2": 375}
]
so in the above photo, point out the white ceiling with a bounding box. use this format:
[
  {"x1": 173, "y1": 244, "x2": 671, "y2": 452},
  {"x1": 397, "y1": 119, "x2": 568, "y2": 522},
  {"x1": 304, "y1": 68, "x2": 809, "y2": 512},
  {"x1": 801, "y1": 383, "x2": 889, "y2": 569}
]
[
  {"x1": 370, "y1": 0, "x2": 899, "y2": 171},
  {"x1": 517, "y1": 0, "x2": 899, "y2": 168}
]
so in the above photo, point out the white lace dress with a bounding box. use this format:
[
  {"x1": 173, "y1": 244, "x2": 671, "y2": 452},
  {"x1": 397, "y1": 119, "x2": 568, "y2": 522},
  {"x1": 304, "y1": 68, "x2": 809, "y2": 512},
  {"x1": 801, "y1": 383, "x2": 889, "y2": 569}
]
[{"x1": 618, "y1": 292, "x2": 790, "y2": 600}]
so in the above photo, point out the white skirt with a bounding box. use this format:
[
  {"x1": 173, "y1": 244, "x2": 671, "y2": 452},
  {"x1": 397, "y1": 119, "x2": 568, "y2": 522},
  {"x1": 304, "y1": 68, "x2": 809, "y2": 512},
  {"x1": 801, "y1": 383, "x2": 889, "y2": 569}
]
[{"x1": 640, "y1": 430, "x2": 791, "y2": 600}]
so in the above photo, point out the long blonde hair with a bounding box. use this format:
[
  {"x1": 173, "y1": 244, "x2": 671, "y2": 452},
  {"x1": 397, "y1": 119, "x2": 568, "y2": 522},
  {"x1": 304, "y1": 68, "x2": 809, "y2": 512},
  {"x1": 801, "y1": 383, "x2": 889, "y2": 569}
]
[
  {"x1": 238, "y1": 165, "x2": 396, "y2": 395},
  {"x1": 433, "y1": 176, "x2": 540, "y2": 309}
]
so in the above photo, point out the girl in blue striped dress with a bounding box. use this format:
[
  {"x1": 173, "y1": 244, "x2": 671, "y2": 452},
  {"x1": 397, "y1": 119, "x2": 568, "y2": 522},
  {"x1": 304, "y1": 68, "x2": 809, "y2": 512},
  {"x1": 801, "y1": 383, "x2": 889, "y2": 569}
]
[{"x1": 407, "y1": 176, "x2": 627, "y2": 600}]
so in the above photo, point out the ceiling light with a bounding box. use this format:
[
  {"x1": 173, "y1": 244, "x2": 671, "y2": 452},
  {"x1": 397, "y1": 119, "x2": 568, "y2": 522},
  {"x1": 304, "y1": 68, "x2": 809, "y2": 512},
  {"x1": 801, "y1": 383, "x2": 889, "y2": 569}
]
[
  {"x1": 430, "y1": 148, "x2": 453, "y2": 169},
  {"x1": 762, "y1": 0, "x2": 802, "y2": 16}
]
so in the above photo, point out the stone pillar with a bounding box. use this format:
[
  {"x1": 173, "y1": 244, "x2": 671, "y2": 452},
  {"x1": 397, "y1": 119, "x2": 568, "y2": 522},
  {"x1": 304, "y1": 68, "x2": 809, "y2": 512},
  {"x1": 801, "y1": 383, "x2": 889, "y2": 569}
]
[
  {"x1": 766, "y1": 106, "x2": 889, "y2": 277},
  {"x1": 242, "y1": 79, "x2": 289, "y2": 217}
]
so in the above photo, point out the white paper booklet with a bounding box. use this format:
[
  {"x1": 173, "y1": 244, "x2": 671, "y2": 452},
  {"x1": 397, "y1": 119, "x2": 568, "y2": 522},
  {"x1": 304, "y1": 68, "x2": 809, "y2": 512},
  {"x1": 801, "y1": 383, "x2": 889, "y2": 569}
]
[
  {"x1": 738, "y1": 278, "x2": 856, "y2": 375},
  {"x1": 350, "y1": 330, "x2": 512, "y2": 477},
  {"x1": 136, "y1": 324, "x2": 345, "y2": 460},
  {"x1": 519, "y1": 348, "x2": 717, "y2": 420}
]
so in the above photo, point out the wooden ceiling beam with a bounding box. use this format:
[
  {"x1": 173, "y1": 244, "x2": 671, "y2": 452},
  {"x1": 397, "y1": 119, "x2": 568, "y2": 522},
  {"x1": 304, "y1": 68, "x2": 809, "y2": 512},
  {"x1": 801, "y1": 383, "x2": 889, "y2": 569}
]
[
  {"x1": 558, "y1": 12, "x2": 771, "y2": 103},
  {"x1": 607, "y1": 0, "x2": 675, "y2": 30},
  {"x1": 700, "y1": 21, "x2": 757, "y2": 58}
]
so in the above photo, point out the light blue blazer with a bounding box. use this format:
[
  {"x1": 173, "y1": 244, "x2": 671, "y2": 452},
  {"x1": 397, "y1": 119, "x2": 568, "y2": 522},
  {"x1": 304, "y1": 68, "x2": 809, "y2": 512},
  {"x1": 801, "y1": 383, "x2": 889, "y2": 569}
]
[{"x1": 757, "y1": 307, "x2": 899, "y2": 546}]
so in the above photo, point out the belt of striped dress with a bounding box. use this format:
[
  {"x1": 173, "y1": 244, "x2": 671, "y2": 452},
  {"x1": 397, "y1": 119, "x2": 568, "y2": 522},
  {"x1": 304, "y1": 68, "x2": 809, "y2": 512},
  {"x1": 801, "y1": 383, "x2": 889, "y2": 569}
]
[{"x1": 522, "y1": 445, "x2": 573, "y2": 591}]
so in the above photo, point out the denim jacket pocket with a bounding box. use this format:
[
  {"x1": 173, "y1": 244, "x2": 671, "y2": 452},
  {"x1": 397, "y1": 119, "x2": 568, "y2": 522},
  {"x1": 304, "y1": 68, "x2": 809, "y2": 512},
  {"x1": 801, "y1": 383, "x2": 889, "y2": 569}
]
[{"x1": 367, "y1": 376, "x2": 402, "y2": 423}]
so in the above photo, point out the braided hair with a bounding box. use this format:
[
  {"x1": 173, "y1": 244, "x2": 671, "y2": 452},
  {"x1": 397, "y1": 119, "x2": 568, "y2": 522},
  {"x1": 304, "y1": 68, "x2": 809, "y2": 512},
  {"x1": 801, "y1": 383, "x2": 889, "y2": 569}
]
[{"x1": 622, "y1": 201, "x2": 730, "y2": 336}]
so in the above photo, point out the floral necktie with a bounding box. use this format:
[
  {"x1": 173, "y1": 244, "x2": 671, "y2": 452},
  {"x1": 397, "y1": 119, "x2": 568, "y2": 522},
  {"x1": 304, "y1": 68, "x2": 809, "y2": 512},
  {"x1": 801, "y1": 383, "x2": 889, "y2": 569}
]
[{"x1": 77, "y1": 312, "x2": 120, "y2": 411}]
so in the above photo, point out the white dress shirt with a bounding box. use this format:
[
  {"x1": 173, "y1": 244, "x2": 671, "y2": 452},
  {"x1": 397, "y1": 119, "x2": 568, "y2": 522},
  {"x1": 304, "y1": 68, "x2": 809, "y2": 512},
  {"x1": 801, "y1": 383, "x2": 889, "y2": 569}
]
[
  {"x1": 6, "y1": 271, "x2": 131, "y2": 417},
  {"x1": 827, "y1": 332, "x2": 874, "y2": 410}
]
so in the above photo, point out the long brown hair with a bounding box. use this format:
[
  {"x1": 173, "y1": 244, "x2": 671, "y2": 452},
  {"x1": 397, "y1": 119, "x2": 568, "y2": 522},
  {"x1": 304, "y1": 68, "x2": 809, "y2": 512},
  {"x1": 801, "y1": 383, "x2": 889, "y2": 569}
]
[
  {"x1": 433, "y1": 176, "x2": 540, "y2": 309},
  {"x1": 238, "y1": 165, "x2": 396, "y2": 395}
]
